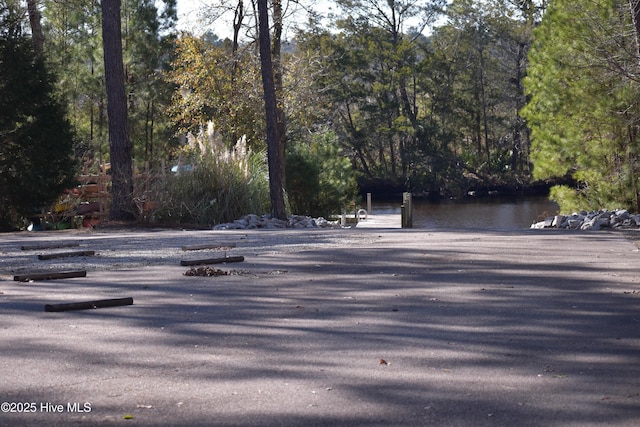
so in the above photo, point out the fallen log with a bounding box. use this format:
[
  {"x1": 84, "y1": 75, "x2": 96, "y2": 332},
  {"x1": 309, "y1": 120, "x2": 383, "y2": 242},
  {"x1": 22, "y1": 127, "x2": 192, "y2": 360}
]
[
  {"x1": 21, "y1": 242, "x2": 80, "y2": 251},
  {"x1": 45, "y1": 297, "x2": 134, "y2": 312},
  {"x1": 181, "y1": 243, "x2": 237, "y2": 251},
  {"x1": 180, "y1": 255, "x2": 245, "y2": 266},
  {"x1": 14, "y1": 270, "x2": 87, "y2": 282},
  {"x1": 38, "y1": 250, "x2": 96, "y2": 260}
]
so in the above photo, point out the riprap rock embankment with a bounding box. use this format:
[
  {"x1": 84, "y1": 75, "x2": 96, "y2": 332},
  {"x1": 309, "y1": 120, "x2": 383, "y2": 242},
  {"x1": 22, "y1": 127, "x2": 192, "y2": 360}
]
[{"x1": 531, "y1": 209, "x2": 640, "y2": 230}]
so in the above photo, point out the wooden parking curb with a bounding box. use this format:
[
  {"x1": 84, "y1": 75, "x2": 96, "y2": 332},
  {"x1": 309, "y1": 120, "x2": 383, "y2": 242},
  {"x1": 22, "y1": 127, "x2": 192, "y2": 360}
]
[
  {"x1": 44, "y1": 297, "x2": 134, "y2": 312},
  {"x1": 38, "y1": 250, "x2": 96, "y2": 260},
  {"x1": 181, "y1": 243, "x2": 237, "y2": 251},
  {"x1": 14, "y1": 270, "x2": 87, "y2": 282},
  {"x1": 21, "y1": 242, "x2": 81, "y2": 251},
  {"x1": 180, "y1": 255, "x2": 245, "y2": 266}
]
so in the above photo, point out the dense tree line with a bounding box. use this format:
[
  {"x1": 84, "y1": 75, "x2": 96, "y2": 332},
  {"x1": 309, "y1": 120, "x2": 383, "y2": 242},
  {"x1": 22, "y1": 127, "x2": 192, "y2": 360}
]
[
  {"x1": 295, "y1": 0, "x2": 542, "y2": 197},
  {"x1": 171, "y1": 0, "x2": 546, "y2": 198},
  {"x1": 4, "y1": 0, "x2": 640, "y2": 228}
]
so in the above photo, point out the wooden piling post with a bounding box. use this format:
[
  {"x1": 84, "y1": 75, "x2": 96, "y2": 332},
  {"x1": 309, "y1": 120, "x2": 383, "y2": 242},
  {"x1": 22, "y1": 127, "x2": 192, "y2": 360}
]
[{"x1": 401, "y1": 192, "x2": 413, "y2": 228}]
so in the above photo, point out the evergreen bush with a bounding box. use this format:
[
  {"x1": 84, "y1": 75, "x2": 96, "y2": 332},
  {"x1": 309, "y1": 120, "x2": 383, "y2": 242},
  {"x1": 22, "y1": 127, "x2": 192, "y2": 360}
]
[
  {"x1": 286, "y1": 131, "x2": 359, "y2": 218},
  {"x1": 0, "y1": 12, "x2": 77, "y2": 230}
]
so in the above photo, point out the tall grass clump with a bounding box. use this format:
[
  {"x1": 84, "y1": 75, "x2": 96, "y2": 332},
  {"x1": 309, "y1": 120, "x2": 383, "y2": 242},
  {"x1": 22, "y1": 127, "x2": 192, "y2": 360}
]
[{"x1": 154, "y1": 132, "x2": 270, "y2": 226}]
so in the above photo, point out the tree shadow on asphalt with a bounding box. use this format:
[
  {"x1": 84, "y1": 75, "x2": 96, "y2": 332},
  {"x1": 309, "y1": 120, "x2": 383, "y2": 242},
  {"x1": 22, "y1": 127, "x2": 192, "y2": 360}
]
[{"x1": 1, "y1": 229, "x2": 640, "y2": 426}]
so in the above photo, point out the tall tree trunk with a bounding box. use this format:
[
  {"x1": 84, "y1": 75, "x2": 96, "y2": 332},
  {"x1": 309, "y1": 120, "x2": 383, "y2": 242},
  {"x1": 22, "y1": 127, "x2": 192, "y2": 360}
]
[
  {"x1": 512, "y1": 41, "x2": 528, "y2": 174},
  {"x1": 26, "y1": 0, "x2": 44, "y2": 55},
  {"x1": 232, "y1": 0, "x2": 243, "y2": 55},
  {"x1": 257, "y1": 0, "x2": 287, "y2": 220},
  {"x1": 478, "y1": 46, "x2": 491, "y2": 171},
  {"x1": 231, "y1": 0, "x2": 244, "y2": 144},
  {"x1": 102, "y1": 0, "x2": 135, "y2": 220},
  {"x1": 271, "y1": 0, "x2": 287, "y2": 197}
]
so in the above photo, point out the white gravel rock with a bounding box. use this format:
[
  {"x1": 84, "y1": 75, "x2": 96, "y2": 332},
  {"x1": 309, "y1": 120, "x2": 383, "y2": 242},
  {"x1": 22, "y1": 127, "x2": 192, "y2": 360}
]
[
  {"x1": 214, "y1": 214, "x2": 340, "y2": 230},
  {"x1": 531, "y1": 208, "x2": 640, "y2": 230}
]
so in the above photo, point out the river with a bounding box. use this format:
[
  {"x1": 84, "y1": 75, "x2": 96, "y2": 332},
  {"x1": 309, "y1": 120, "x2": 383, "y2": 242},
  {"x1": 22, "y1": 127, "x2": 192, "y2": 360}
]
[{"x1": 371, "y1": 196, "x2": 560, "y2": 230}]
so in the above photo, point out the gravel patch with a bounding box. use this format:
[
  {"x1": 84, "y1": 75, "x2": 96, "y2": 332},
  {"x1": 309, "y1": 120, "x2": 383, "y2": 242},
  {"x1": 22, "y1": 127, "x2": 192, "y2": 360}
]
[{"x1": 0, "y1": 228, "x2": 378, "y2": 278}]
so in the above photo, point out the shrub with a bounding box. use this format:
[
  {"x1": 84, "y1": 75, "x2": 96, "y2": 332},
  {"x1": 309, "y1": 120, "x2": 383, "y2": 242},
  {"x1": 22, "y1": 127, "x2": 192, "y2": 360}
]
[{"x1": 286, "y1": 131, "x2": 359, "y2": 217}]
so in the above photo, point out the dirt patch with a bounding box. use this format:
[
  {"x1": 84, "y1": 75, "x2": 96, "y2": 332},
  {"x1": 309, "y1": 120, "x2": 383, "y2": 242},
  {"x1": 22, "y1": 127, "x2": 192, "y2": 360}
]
[{"x1": 184, "y1": 267, "x2": 248, "y2": 276}]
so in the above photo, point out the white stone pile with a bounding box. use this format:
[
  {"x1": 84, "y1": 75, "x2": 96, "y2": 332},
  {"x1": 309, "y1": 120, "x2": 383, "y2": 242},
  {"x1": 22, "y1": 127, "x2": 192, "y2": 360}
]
[
  {"x1": 531, "y1": 209, "x2": 640, "y2": 230},
  {"x1": 213, "y1": 214, "x2": 340, "y2": 230}
]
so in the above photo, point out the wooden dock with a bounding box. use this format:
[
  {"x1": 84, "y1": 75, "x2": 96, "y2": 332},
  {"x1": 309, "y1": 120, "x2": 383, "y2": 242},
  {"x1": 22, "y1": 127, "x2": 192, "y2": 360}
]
[{"x1": 355, "y1": 213, "x2": 402, "y2": 228}]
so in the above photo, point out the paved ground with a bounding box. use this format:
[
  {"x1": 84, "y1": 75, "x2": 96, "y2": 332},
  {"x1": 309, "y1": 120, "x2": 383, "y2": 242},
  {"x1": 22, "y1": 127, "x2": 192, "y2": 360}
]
[{"x1": 1, "y1": 223, "x2": 640, "y2": 426}]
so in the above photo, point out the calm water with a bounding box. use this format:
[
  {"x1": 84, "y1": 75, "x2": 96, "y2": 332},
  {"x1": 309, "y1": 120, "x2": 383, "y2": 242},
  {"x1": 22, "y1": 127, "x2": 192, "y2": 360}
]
[{"x1": 371, "y1": 196, "x2": 559, "y2": 230}]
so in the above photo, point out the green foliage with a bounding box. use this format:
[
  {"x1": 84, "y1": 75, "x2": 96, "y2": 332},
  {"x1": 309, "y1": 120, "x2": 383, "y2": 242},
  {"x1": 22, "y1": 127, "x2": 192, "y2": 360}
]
[
  {"x1": 152, "y1": 138, "x2": 270, "y2": 226},
  {"x1": 427, "y1": 0, "x2": 535, "y2": 182},
  {"x1": 124, "y1": 0, "x2": 179, "y2": 166},
  {"x1": 42, "y1": 0, "x2": 105, "y2": 162},
  {"x1": 41, "y1": 0, "x2": 178, "y2": 168},
  {"x1": 0, "y1": 11, "x2": 77, "y2": 230},
  {"x1": 168, "y1": 35, "x2": 265, "y2": 150},
  {"x1": 295, "y1": 24, "x2": 424, "y2": 181},
  {"x1": 285, "y1": 149, "x2": 321, "y2": 216},
  {"x1": 13, "y1": 0, "x2": 607, "y2": 215},
  {"x1": 523, "y1": 0, "x2": 640, "y2": 213},
  {"x1": 286, "y1": 131, "x2": 359, "y2": 217},
  {"x1": 547, "y1": 178, "x2": 636, "y2": 215},
  {"x1": 295, "y1": 0, "x2": 537, "y2": 197}
]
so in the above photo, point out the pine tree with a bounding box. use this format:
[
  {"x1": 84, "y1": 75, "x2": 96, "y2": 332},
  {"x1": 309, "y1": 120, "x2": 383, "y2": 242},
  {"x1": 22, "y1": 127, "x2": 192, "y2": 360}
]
[
  {"x1": 102, "y1": 0, "x2": 135, "y2": 220},
  {"x1": 523, "y1": 0, "x2": 640, "y2": 212},
  {"x1": 257, "y1": 0, "x2": 286, "y2": 220},
  {"x1": 0, "y1": 2, "x2": 77, "y2": 230}
]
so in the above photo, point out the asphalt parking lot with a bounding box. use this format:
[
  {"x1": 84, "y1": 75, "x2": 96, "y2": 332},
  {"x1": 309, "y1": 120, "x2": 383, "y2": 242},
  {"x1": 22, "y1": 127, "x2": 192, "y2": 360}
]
[{"x1": 1, "y1": 226, "x2": 639, "y2": 426}]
